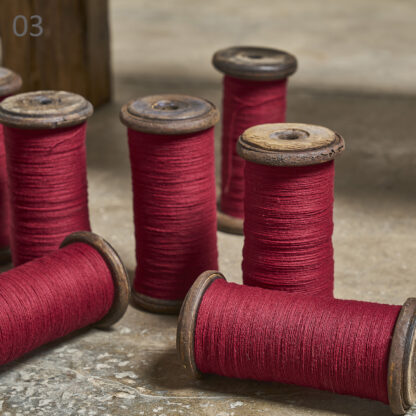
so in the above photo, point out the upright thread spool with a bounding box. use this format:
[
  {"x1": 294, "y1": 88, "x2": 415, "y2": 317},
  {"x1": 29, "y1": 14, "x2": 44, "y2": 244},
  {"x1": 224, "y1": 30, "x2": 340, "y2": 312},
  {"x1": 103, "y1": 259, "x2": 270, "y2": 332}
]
[
  {"x1": 237, "y1": 123, "x2": 345, "y2": 296},
  {"x1": 0, "y1": 231, "x2": 130, "y2": 366},
  {"x1": 213, "y1": 46, "x2": 297, "y2": 234},
  {"x1": 0, "y1": 91, "x2": 93, "y2": 265},
  {"x1": 120, "y1": 95, "x2": 219, "y2": 314},
  {"x1": 178, "y1": 271, "x2": 416, "y2": 415},
  {"x1": 0, "y1": 67, "x2": 22, "y2": 265}
]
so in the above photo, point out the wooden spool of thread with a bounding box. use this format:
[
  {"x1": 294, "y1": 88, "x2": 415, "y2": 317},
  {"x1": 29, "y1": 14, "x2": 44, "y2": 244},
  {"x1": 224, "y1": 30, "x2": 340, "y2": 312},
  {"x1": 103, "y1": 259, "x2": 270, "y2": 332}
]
[
  {"x1": 237, "y1": 123, "x2": 345, "y2": 296},
  {"x1": 0, "y1": 67, "x2": 22, "y2": 265},
  {"x1": 213, "y1": 46, "x2": 297, "y2": 235},
  {"x1": 178, "y1": 270, "x2": 416, "y2": 415},
  {"x1": 0, "y1": 231, "x2": 130, "y2": 366},
  {"x1": 120, "y1": 94, "x2": 219, "y2": 314},
  {"x1": 0, "y1": 91, "x2": 93, "y2": 266}
]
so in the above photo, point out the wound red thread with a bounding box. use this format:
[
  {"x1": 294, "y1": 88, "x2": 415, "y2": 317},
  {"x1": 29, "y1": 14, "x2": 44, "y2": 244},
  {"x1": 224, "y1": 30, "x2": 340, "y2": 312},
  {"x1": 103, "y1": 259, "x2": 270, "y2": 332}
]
[
  {"x1": 220, "y1": 76, "x2": 287, "y2": 218},
  {"x1": 4, "y1": 124, "x2": 91, "y2": 265},
  {"x1": 0, "y1": 123, "x2": 9, "y2": 249},
  {"x1": 243, "y1": 160, "x2": 335, "y2": 296},
  {"x1": 195, "y1": 279, "x2": 401, "y2": 404},
  {"x1": 0, "y1": 242, "x2": 114, "y2": 365},
  {"x1": 129, "y1": 128, "x2": 218, "y2": 300}
]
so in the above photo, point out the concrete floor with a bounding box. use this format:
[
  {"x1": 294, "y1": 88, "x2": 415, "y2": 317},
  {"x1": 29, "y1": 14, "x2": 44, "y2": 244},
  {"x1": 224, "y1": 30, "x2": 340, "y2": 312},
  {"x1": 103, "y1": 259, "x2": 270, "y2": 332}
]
[{"x1": 1, "y1": 0, "x2": 416, "y2": 415}]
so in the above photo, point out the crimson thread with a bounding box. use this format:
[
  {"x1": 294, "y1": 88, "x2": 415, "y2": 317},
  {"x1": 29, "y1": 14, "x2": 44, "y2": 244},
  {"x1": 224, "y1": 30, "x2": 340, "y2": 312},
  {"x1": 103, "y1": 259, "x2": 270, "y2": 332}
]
[
  {"x1": 220, "y1": 76, "x2": 287, "y2": 218},
  {"x1": 195, "y1": 279, "x2": 401, "y2": 404},
  {"x1": 4, "y1": 124, "x2": 91, "y2": 265},
  {"x1": 0, "y1": 123, "x2": 9, "y2": 249},
  {"x1": 243, "y1": 160, "x2": 335, "y2": 296},
  {"x1": 0, "y1": 242, "x2": 114, "y2": 365},
  {"x1": 128, "y1": 128, "x2": 218, "y2": 300}
]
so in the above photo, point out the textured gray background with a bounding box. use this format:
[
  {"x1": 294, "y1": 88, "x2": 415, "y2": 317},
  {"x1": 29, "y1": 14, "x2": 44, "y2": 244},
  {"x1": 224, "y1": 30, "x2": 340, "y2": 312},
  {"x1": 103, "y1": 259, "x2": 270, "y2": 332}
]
[{"x1": 1, "y1": 0, "x2": 416, "y2": 414}]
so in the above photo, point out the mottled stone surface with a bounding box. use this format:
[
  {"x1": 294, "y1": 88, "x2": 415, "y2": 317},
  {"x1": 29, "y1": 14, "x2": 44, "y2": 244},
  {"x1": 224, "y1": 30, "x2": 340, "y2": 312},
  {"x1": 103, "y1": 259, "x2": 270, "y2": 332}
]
[{"x1": 1, "y1": 0, "x2": 416, "y2": 414}]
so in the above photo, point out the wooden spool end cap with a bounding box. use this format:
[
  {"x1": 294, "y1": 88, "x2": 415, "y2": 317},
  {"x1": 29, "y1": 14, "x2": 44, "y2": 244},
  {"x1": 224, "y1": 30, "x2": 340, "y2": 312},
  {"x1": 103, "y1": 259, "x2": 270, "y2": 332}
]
[
  {"x1": 237, "y1": 123, "x2": 345, "y2": 167},
  {"x1": 0, "y1": 90, "x2": 93, "y2": 129},
  {"x1": 120, "y1": 94, "x2": 219, "y2": 135},
  {"x1": 60, "y1": 231, "x2": 131, "y2": 329},
  {"x1": 177, "y1": 270, "x2": 226, "y2": 378},
  {"x1": 388, "y1": 297, "x2": 416, "y2": 415},
  {"x1": 131, "y1": 289, "x2": 183, "y2": 315},
  {"x1": 0, "y1": 247, "x2": 12, "y2": 265},
  {"x1": 212, "y1": 46, "x2": 297, "y2": 81},
  {"x1": 217, "y1": 205, "x2": 244, "y2": 235},
  {"x1": 0, "y1": 67, "x2": 22, "y2": 98}
]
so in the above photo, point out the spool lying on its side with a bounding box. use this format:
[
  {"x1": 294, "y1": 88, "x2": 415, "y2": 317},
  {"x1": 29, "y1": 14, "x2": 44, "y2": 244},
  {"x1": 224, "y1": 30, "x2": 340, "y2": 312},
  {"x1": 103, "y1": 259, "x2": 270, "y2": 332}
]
[
  {"x1": 213, "y1": 46, "x2": 297, "y2": 235},
  {"x1": 0, "y1": 67, "x2": 22, "y2": 265},
  {"x1": 177, "y1": 270, "x2": 416, "y2": 415},
  {"x1": 0, "y1": 90, "x2": 93, "y2": 265},
  {"x1": 120, "y1": 94, "x2": 219, "y2": 314},
  {"x1": 0, "y1": 231, "x2": 130, "y2": 366}
]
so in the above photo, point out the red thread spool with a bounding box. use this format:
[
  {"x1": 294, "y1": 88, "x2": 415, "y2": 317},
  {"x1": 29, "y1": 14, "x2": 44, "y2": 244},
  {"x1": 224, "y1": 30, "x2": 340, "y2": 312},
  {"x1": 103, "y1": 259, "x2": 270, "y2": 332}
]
[
  {"x1": 120, "y1": 95, "x2": 219, "y2": 314},
  {"x1": 0, "y1": 231, "x2": 130, "y2": 366},
  {"x1": 0, "y1": 67, "x2": 22, "y2": 265},
  {"x1": 237, "y1": 123, "x2": 345, "y2": 296},
  {"x1": 213, "y1": 46, "x2": 297, "y2": 235},
  {"x1": 0, "y1": 91, "x2": 93, "y2": 266},
  {"x1": 178, "y1": 271, "x2": 416, "y2": 415}
]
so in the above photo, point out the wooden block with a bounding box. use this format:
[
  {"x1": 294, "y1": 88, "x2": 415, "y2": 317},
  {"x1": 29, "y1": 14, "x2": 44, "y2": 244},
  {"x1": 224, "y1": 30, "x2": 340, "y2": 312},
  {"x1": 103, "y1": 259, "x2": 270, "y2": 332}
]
[{"x1": 0, "y1": 0, "x2": 111, "y2": 107}]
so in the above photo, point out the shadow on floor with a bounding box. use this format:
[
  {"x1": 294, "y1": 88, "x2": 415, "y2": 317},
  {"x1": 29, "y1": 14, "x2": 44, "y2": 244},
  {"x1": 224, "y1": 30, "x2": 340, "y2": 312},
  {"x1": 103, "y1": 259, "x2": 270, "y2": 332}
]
[{"x1": 143, "y1": 348, "x2": 392, "y2": 416}]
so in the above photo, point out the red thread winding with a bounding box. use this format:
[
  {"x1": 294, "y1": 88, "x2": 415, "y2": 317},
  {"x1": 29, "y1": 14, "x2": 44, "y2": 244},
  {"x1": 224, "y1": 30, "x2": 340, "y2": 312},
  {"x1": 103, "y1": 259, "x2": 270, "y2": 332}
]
[
  {"x1": 129, "y1": 128, "x2": 218, "y2": 300},
  {"x1": 243, "y1": 160, "x2": 335, "y2": 296},
  {"x1": 0, "y1": 123, "x2": 9, "y2": 249},
  {"x1": 195, "y1": 279, "x2": 401, "y2": 404},
  {"x1": 0, "y1": 242, "x2": 114, "y2": 365},
  {"x1": 220, "y1": 76, "x2": 287, "y2": 218},
  {"x1": 4, "y1": 124, "x2": 91, "y2": 265}
]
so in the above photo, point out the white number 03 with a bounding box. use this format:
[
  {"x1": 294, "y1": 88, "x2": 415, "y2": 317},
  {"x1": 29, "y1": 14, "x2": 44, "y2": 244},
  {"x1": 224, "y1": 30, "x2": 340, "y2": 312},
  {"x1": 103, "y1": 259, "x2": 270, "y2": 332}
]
[{"x1": 13, "y1": 15, "x2": 43, "y2": 37}]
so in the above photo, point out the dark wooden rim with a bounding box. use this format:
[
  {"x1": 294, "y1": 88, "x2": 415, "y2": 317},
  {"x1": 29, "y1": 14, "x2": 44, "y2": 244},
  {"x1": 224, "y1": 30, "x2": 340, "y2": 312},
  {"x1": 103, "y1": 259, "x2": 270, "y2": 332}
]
[
  {"x1": 120, "y1": 94, "x2": 219, "y2": 135},
  {"x1": 0, "y1": 67, "x2": 22, "y2": 97},
  {"x1": 212, "y1": 46, "x2": 297, "y2": 81},
  {"x1": 217, "y1": 204, "x2": 244, "y2": 235},
  {"x1": 388, "y1": 298, "x2": 416, "y2": 415},
  {"x1": 176, "y1": 270, "x2": 226, "y2": 378},
  {"x1": 0, "y1": 90, "x2": 93, "y2": 129},
  {"x1": 237, "y1": 123, "x2": 345, "y2": 167},
  {"x1": 131, "y1": 289, "x2": 183, "y2": 314},
  {"x1": 60, "y1": 231, "x2": 131, "y2": 328},
  {"x1": 0, "y1": 247, "x2": 12, "y2": 265}
]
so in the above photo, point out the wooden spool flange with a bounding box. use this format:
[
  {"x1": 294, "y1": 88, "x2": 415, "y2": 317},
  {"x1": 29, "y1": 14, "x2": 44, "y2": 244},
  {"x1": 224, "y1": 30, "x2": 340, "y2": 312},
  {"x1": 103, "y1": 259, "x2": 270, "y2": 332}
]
[
  {"x1": 213, "y1": 47, "x2": 297, "y2": 235},
  {"x1": 0, "y1": 67, "x2": 22, "y2": 266},
  {"x1": 120, "y1": 94, "x2": 219, "y2": 314},
  {"x1": 120, "y1": 94, "x2": 219, "y2": 135},
  {"x1": 237, "y1": 123, "x2": 345, "y2": 167},
  {"x1": 177, "y1": 270, "x2": 416, "y2": 415},
  {"x1": 212, "y1": 46, "x2": 297, "y2": 81},
  {"x1": 0, "y1": 67, "x2": 22, "y2": 98},
  {"x1": 0, "y1": 90, "x2": 93, "y2": 129},
  {"x1": 60, "y1": 231, "x2": 131, "y2": 328}
]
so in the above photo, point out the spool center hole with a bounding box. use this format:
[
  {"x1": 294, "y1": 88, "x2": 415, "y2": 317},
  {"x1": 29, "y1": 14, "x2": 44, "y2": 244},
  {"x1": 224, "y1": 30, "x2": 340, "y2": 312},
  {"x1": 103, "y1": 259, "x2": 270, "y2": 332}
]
[
  {"x1": 37, "y1": 97, "x2": 53, "y2": 105},
  {"x1": 246, "y1": 54, "x2": 263, "y2": 60},
  {"x1": 270, "y1": 129, "x2": 310, "y2": 141},
  {"x1": 153, "y1": 100, "x2": 180, "y2": 111}
]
